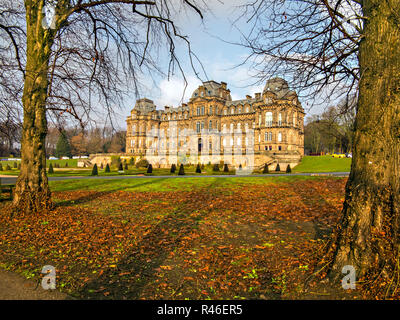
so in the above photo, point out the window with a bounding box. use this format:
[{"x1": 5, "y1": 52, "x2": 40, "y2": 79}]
[
  {"x1": 168, "y1": 115, "x2": 171, "y2": 120},
  {"x1": 223, "y1": 124, "x2": 227, "y2": 132},
  {"x1": 259, "y1": 115, "x2": 262, "y2": 126},
  {"x1": 293, "y1": 113, "x2": 296, "y2": 126},
  {"x1": 209, "y1": 106, "x2": 213, "y2": 115},
  {"x1": 184, "y1": 113, "x2": 188, "y2": 119},
  {"x1": 265, "y1": 112, "x2": 273, "y2": 127},
  {"x1": 238, "y1": 107, "x2": 242, "y2": 113},
  {"x1": 246, "y1": 106, "x2": 249, "y2": 113},
  {"x1": 278, "y1": 146, "x2": 282, "y2": 151},
  {"x1": 201, "y1": 121, "x2": 204, "y2": 129},
  {"x1": 196, "y1": 122, "x2": 201, "y2": 133},
  {"x1": 215, "y1": 106, "x2": 218, "y2": 114},
  {"x1": 197, "y1": 107, "x2": 200, "y2": 116},
  {"x1": 209, "y1": 120, "x2": 212, "y2": 130},
  {"x1": 265, "y1": 132, "x2": 268, "y2": 142},
  {"x1": 269, "y1": 132, "x2": 272, "y2": 141},
  {"x1": 278, "y1": 113, "x2": 282, "y2": 126},
  {"x1": 245, "y1": 123, "x2": 249, "y2": 131},
  {"x1": 201, "y1": 106, "x2": 205, "y2": 115},
  {"x1": 245, "y1": 137, "x2": 248, "y2": 146},
  {"x1": 237, "y1": 123, "x2": 241, "y2": 131},
  {"x1": 237, "y1": 137, "x2": 241, "y2": 145},
  {"x1": 132, "y1": 125, "x2": 136, "y2": 135},
  {"x1": 223, "y1": 138, "x2": 226, "y2": 147},
  {"x1": 224, "y1": 109, "x2": 227, "y2": 115},
  {"x1": 230, "y1": 123, "x2": 234, "y2": 132},
  {"x1": 278, "y1": 132, "x2": 282, "y2": 142},
  {"x1": 231, "y1": 107, "x2": 235, "y2": 114},
  {"x1": 230, "y1": 138, "x2": 234, "y2": 146},
  {"x1": 130, "y1": 140, "x2": 135, "y2": 147}
]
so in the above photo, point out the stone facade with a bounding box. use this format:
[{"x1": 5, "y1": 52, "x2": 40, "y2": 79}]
[{"x1": 125, "y1": 78, "x2": 305, "y2": 170}]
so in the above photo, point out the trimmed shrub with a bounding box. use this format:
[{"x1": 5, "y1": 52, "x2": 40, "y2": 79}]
[
  {"x1": 147, "y1": 164, "x2": 153, "y2": 173},
  {"x1": 105, "y1": 163, "x2": 110, "y2": 173},
  {"x1": 286, "y1": 164, "x2": 292, "y2": 173},
  {"x1": 201, "y1": 163, "x2": 205, "y2": 170},
  {"x1": 118, "y1": 162, "x2": 123, "y2": 171},
  {"x1": 124, "y1": 163, "x2": 128, "y2": 170},
  {"x1": 196, "y1": 163, "x2": 201, "y2": 173},
  {"x1": 65, "y1": 162, "x2": 68, "y2": 167},
  {"x1": 48, "y1": 163, "x2": 54, "y2": 174},
  {"x1": 0, "y1": 163, "x2": 3, "y2": 171},
  {"x1": 13, "y1": 162, "x2": 17, "y2": 168},
  {"x1": 100, "y1": 163, "x2": 103, "y2": 169},
  {"x1": 275, "y1": 163, "x2": 281, "y2": 172},
  {"x1": 135, "y1": 158, "x2": 149, "y2": 168},
  {"x1": 262, "y1": 164, "x2": 269, "y2": 174},
  {"x1": 129, "y1": 157, "x2": 135, "y2": 166},
  {"x1": 91, "y1": 164, "x2": 98, "y2": 176},
  {"x1": 238, "y1": 164, "x2": 242, "y2": 171},
  {"x1": 178, "y1": 164, "x2": 185, "y2": 175},
  {"x1": 17, "y1": 163, "x2": 21, "y2": 170},
  {"x1": 223, "y1": 164, "x2": 229, "y2": 172},
  {"x1": 6, "y1": 164, "x2": 11, "y2": 171},
  {"x1": 170, "y1": 164, "x2": 176, "y2": 173},
  {"x1": 212, "y1": 164, "x2": 220, "y2": 172}
]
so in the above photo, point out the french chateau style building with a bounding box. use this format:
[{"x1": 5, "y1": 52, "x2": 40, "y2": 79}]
[{"x1": 125, "y1": 78, "x2": 305, "y2": 169}]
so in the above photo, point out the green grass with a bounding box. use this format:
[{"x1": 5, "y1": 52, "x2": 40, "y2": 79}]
[
  {"x1": 293, "y1": 155, "x2": 351, "y2": 173},
  {"x1": 49, "y1": 175, "x2": 331, "y2": 193}
]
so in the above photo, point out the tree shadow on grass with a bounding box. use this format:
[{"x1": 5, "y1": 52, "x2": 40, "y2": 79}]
[
  {"x1": 75, "y1": 191, "x2": 213, "y2": 299},
  {"x1": 55, "y1": 178, "x2": 169, "y2": 207}
]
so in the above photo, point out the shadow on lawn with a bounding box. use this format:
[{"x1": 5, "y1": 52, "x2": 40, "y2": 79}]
[
  {"x1": 55, "y1": 178, "x2": 169, "y2": 207},
  {"x1": 75, "y1": 191, "x2": 213, "y2": 299}
]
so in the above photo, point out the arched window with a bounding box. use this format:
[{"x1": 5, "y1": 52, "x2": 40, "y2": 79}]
[
  {"x1": 278, "y1": 132, "x2": 282, "y2": 142},
  {"x1": 237, "y1": 137, "x2": 241, "y2": 145},
  {"x1": 230, "y1": 123, "x2": 234, "y2": 132},
  {"x1": 245, "y1": 123, "x2": 249, "y2": 131},
  {"x1": 209, "y1": 106, "x2": 213, "y2": 115},
  {"x1": 278, "y1": 113, "x2": 282, "y2": 126},
  {"x1": 246, "y1": 106, "x2": 249, "y2": 113},
  {"x1": 238, "y1": 107, "x2": 242, "y2": 113},
  {"x1": 224, "y1": 109, "x2": 227, "y2": 115},
  {"x1": 269, "y1": 132, "x2": 273, "y2": 141},
  {"x1": 209, "y1": 120, "x2": 212, "y2": 130},
  {"x1": 265, "y1": 112, "x2": 273, "y2": 127},
  {"x1": 237, "y1": 123, "x2": 241, "y2": 131},
  {"x1": 223, "y1": 138, "x2": 226, "y2": 147},
  {"x1": 231, "y1": 107, "x2": 235, "y2": 114},
  {"x1": 132, "y1": 124, "x2": 136, "y2": 135},
  {"x1": 223, "y1": 124, "x2": 227, "y2": 133}
]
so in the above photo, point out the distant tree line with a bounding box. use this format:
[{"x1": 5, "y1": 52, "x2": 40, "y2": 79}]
[
  {"x1": 46, "y1": 126, "x2": 126, "y2": 158},
  {"x1": 304, "y1": 98, "x2": 356, "y2": 155}
]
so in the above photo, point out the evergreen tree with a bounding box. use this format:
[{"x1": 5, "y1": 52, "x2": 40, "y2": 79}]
[
  {"x1": 55, "y1": 132, "x2": 72, "y2": 158},
  {"x1": 238, "y1": 164, "x2": 242, "y2": 171},
  {"x1": 6, "y1": 164, "x2": 11, "y2": 171},
  {"x1": 196, "y1": 163, "x2": 201, "y2": 173},
  {"x1": 224, "y1": 164, "x2": 229, "y2": 172},
  {"x1": 262, "y1": 164, "x2": 269, "y2": 174},
  {"x1": 286, "y1": 164, "x2": 292, "y2": 173},
  {"x1": 13, "y1": 162, "x2": 17, "y2": 168},
  {"x1": 124, "y1": 163, "x2": 128, "y2": 170},
  {"x1": 213, "y1": 164, "x2": 220, "y2": 172},
  {"x1": 65, "y1": 162, "x2": 68, "y2": 167},
  {"x1": 275, "y1": 163, "x2": 281, "y2": 172},
  {"x1": 91, "y1": 164, "x2": 98, "y2": 176},
  {"x1": 118, "y1": 162, "x2": 123, "y2": 171},
  {"x1": 48, "y1": 163, "x2": 54, "y2": 174},
  {"x1": 147, "y1": 164, "x2": 153, "y2": 173},
  {"x1": 105, "y1": 163, "x2": 110, "y2": 173},
  {"x1": 0, "y1": 163, "x2": 3, "y2": 171},
  {"x1": 129, "y1": 157, "x2": 135, "y2": 166},
  {"x1": 178, "y1": 164, "x2": 185, "y2": 175},
  {"x1": 100, "y1": 163, "x2": 103, "y2": 169},
  {"x1": 170, "y1": 164, "x2": 176, "y2": 173}
]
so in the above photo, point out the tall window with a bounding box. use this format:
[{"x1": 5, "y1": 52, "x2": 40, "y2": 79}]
[
  {"x1": 278, "y1": 132, "x2": 282, "y2": 142},
  {"x1": 246, "y1": 106, "x2": 249, "y2": 113},
  {"x1": 237, "y1": 123, "x2": 241, "y2": 131},
  {"x1": 196, "y1": 122, "x2": 201, "y2": 133},
  {"x1": 265, "y1": 112, "x2": 273, "y2": 127},
  {"x1": 209, "y1": 120, "x2": 212, "y2": 130},
  {"x1": 231, "y1": 107, "x2": 235, "y2": 114},
  {"x1": 269, "y1": 132, "x2": 272, "y2": 141},
  {"x1": 197, "y1": 107, "x2": 200, "y2": 116},
  {"x1": 201, "y1": 106, "x2": 205, "y2": 115},
  {"x1": 201, "y1": 121, "x2": 204, "y2": 130},
  {"x1": 238, "y1": 107, "x2": 242, "y2": 113},
  {"x1": 265, "y1": 132, "x2": 268, "y2": 141},
  {"x1": 132, "y1": 124, "x2": 136, "y2": 135},
  {"x1": 245, "y1": 123, "x2": 249, "y2": 132},
  {"x1": 224, "y1": 109, "x2": 227, "y2": 115},
  {"x1": 278, "y1": 113, "x2": 282, "y2": 126},
  {"x1": 230, "y1": 123, "x2": 234, "y2": 132},
  {"x1": 223, "y1": 124, "x2": 227, "y2": 133},
  {"x1": 209, "y1": 106, "x2": 213, "y2": 115}
]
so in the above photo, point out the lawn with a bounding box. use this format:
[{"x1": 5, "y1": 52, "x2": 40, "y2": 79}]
[
  {"x1": 293, "y1": 155, "x2": 351, "y2": 173},
  {"x1": 0, "y1": 175, "x2": 369, "y2": 300}
]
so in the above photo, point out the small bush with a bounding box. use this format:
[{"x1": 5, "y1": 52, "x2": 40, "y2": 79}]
[
  {"x1": 178, "y1": 164, "x2": 185, "y2": 175},
  {"x1": 238, "y1": 164, "x2": 242, "y2": 171},
  {"x1": 201, "y1": 163, "x2": 205, "y2": 170},
  {"x1": 118, "y1": 162, "x2": 123, "y2": 171},
  {"x1": 13, "y1": 162, "x2": 17, "y2": 168},
  {"x1": 100, "y1": 163, "x2": 103, "y2": 169},
  {"x1": 286, "y1": 164, "x2": 292, "y2": 173},
  {"x1": 135, "y1": 158, "x2": 149, "y2": 168},
  {"x1": 91, "y1": 164, "x2": 98, "y2": 176},
  {"x1": 0, "y1": 164, "x2": 3, "y2": 171},
  {"x1": 65, "y1": 162, "x2": 68, "y2": 167},
  {"x1": 6, "y1": 164, "x2": 11, "y2": 171},
  {"x1": 262, "y1": 164, "x2": 269, "y2": 174},
  {"x1": 129, "y1": 157, "x2": 135, "y2": 166},
  {"x1": 212, "y1": 164, "x2": 220, "y2": 172},
  {"x1": 170, "y1": 164, "x2": 176, "y2": 173},
  {"x1": 124, "y1": 163, "x2": 128, "y2": 170},
  {"x1": 105, "y1": 163, "x2": 110, "y2": 173},
  {"x1": 223, "y1": 164, "x2": 229, "y2": 172},
  {"x1": 147, "y1": 164, "x2": 153, "y2": 173},
  {"x1": 196, "y1": 163, "x2": 201, "y2": 173},
  {"x1": 48, "y1": 163, "x2": 54, "y2": 174},
  {"x1": 275, "y1": 163, "x2": 281, "y2": 172}
]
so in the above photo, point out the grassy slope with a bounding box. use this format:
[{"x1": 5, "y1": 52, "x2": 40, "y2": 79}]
[{"x1": 293, "y1": 155, "x2": 351, "y2": 173}]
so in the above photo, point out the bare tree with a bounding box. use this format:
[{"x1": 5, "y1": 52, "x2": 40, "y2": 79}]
[
  {"x1": 0, "y1": 0, "x2": 205, "y2": 214},
  {"x1": 242, "y1": 0, "x2": 400, "y2": 293}
]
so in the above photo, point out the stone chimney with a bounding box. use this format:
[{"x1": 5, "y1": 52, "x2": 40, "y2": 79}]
[
  {"x1": 221, "y1": 82, "x2": 227, "y2": 89},
  {"x1": 255, "y1": 92, "x2": 261, "y2": 100},
  {"x1": 246, "y1": 95, "x2": 252, "y2": 100}
]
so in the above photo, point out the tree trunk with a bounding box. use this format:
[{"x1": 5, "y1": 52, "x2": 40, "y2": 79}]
[
  {"x1": 13, "y1": 1, "x2": 55, "y2": 214},
  {"x1": 327, "y1": 0, "x2": 400, "y2": 285}
]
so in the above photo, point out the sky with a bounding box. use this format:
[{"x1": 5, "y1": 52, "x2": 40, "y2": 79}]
[{"x1": 112, "y1": 0, "x2": 330, "y2": 129}]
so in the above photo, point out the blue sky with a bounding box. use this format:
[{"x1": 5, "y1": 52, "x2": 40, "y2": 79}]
[{"x1": 113, "y1": 0, "x2": 328, "y2": 128}]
